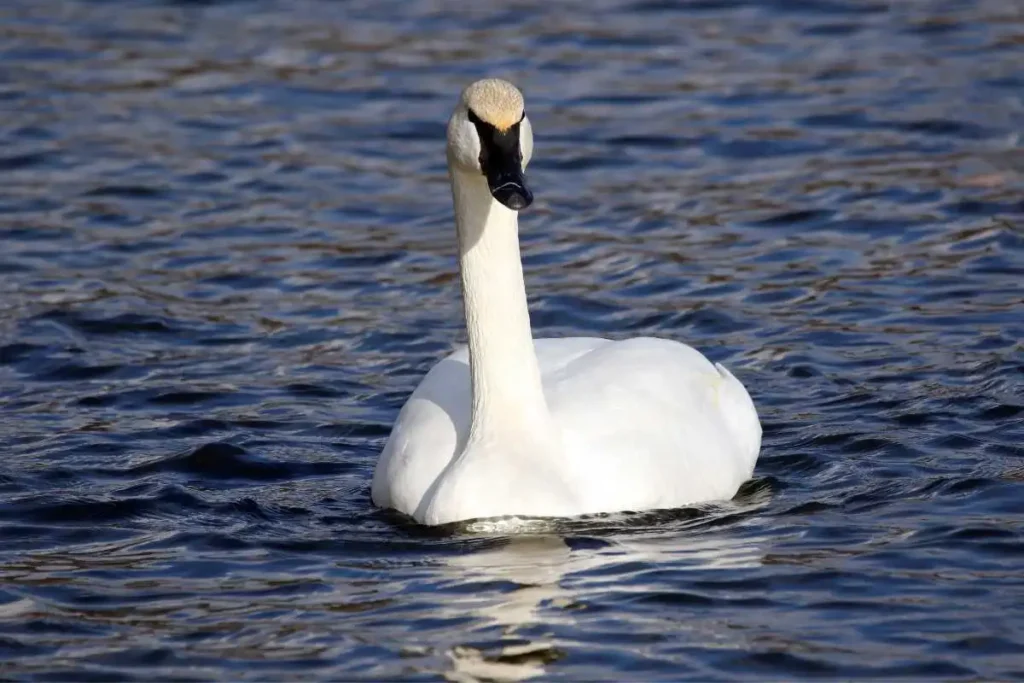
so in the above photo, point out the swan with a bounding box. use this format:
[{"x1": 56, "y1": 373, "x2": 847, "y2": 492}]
[{"x1": 371, "y1": 78, "x2": 761, "y2": 526}]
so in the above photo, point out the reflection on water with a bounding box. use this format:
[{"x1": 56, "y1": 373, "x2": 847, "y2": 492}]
[
  {"x1": 1, "y1": 0, "x2": 1022, "y2": 678},
  {"x1": 444, "y1": 536, "x2": 571, "y2": 682},
  {"x1": 443, "y1": 515, "x2": 768, "y2": 681}
]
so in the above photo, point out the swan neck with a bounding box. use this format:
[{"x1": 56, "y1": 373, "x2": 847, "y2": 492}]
[{"x1": 451, "y1": 169, "x2": 548, "y2": 436}]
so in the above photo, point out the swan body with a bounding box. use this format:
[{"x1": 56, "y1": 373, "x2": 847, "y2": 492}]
[{"x1": 371, "y1": 79, "x2": 761, "y2": 526}]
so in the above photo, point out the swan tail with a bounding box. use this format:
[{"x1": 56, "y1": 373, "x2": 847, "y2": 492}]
[{"x1": 714, "y1": 363, "x2": 762, "y2": 473}]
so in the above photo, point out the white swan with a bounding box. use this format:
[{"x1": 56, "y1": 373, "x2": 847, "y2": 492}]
[{"x1": 371, "y1": 78, "x2": 761, "y2": 526}]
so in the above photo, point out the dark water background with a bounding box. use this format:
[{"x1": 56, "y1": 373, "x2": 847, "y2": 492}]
[{"x1": 2, "y1": 0, "x2": 1023, "y2": 679}]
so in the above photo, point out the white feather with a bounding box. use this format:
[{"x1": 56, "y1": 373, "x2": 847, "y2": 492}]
[{"x1": 371, "y1": 80, "x2": 761, "y2": 525}]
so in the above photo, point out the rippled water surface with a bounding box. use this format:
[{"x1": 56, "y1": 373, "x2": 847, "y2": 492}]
[{"x1": 2, "y1": 0, "x2": 1023, "y2": 679}]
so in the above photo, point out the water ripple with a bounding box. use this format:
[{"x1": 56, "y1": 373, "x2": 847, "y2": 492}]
[{"x1": 0, "y1": 0, "x2": 1022, "y2": 679}]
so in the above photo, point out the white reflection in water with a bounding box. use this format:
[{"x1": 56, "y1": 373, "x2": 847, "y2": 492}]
[{"x1": 439, "y1": 519, "x2": 767, "y2": 681}]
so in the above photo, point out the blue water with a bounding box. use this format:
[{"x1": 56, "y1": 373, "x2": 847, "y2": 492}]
[{"x1": 1, "y1": 0, "x2": 1023, "y2": 679}]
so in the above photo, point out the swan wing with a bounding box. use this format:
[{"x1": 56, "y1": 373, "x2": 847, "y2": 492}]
[
  {"x1": 370, "y1": 351, "x2": 469, "y2": 517},
  {"x1": 540, "y1": 337, "x2": 760, "y2": 513}
]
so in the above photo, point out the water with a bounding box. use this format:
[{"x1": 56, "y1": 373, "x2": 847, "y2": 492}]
[{"x1": 1, "y1": 0, "x2": 1022, "y2": 678}]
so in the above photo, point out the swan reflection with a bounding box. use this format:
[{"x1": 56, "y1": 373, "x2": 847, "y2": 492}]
[{"x1": 439, "y1": 513, "x2": 767, "y2": 681}]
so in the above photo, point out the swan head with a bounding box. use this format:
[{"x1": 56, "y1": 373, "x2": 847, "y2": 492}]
[{"x1": 447, "y1": 78, "x2": 534, "y2": 211}]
